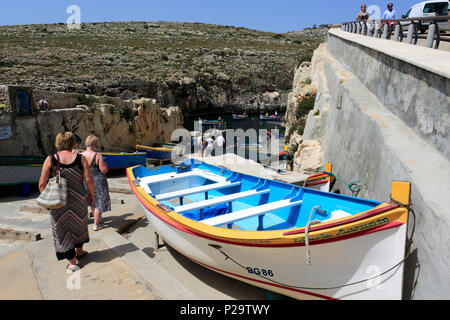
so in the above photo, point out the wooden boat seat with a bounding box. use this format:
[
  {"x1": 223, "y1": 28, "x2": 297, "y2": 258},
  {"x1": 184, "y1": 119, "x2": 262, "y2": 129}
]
[
  {"x1": 200, "y1": 199, "x2": 303, "y2": 227},
  {"x1": 139, "y1": 171, "x2": 200, "y2": 185},
  {"x1": 155, "y1": 181, "x2": 241, "y2": 201},
  {"x1": 174, "y1": 189, "x2": 270, "y2": 214}
]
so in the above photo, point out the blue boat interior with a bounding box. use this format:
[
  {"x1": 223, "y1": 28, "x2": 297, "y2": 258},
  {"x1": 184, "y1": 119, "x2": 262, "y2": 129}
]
[{"x1": 132, "y1": 159, "x2": 382, "y2": 231}]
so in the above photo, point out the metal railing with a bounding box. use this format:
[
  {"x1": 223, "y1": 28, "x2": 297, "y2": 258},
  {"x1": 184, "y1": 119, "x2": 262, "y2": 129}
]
[{"x1": 341, "y1": 15, "x2": 450, "y2": 49}]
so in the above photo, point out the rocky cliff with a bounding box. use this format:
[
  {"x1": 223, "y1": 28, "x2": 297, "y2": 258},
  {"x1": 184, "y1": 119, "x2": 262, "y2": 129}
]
[
  {"x1": 284, "y1": 58, "x2": 323, "y2": 175},
  {"x1": 0, "y1": 94, "x2": 183, "y2": 157},
  {"x1": 0, "y1": 22, "x2": 325, "y2": 115}
]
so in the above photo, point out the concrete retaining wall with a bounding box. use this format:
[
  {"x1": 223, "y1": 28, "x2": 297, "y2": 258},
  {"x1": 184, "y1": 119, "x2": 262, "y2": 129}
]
[
  {"x1": 303, "y1": 30, "x2": 450, "y2": 299},
  {"x1": 327, "y1": 29, "x2": 450, "y2": 159}
]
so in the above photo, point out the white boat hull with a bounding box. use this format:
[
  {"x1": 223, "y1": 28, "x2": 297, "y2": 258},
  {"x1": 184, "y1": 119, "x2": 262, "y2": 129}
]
[
  {"x1": 141, "y1": 203, "x2": 406, "y2": 300},
  {"x1": 0, "y1": 165, "x2": 42, "y2": 186}
]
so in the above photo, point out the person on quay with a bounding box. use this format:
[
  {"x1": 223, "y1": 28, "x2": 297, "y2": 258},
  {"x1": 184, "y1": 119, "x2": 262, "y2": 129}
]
[
  {"x1": 82, "y1": 135, "x2": 111, "y2": 231},
  {"x1": 38, "y1": 132, "x2": 95, "y2": 272}
]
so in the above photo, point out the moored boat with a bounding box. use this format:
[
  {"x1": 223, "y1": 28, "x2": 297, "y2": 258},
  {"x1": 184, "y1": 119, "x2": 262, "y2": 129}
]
[
  {"x1": 233, "y1": 114, "x2": 249, "y2": 120},
  {"x1": 136, "y1": 144, "x2": 174, "y2": 160},
  {"x1": 100, "y1": 152, "x2": 147, "y2": 170},
  {"x1": 304, "y1": 164, "x2": 335, "y2": 192},
  {"x1": 127, "y1": 159, "x2": 410, "y2": 300},
  {"x1": 0, "y1": 156, "x2": 45, "y2": 186},
  {"x1": 260, "y1": 114, "x2": 280, "y2": 121}
]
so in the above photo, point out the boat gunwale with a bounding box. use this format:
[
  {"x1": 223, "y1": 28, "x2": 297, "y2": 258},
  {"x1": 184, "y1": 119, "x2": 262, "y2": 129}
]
[
  {"x1": 136, "y1": 144, "x2": 174, "y2": 153},
  {"x1": 126, "y1": 165, "x2": 407, "y2": 247},
  {"x1": 100, "y1": 152, "x2": 147, "y2": 156}
]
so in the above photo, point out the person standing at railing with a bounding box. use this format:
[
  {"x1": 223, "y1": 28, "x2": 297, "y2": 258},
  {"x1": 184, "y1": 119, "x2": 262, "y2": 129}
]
[
  {"x1": 356, "y1": 4, "x2": 370, "y2": 22},
  {"x1": 382, "y1": 3, "x2": 396, "y2": 32}
]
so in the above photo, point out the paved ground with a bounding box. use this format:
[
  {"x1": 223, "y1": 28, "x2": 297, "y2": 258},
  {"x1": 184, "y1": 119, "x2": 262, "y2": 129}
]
[{"x1": 0, "y1": 173, "x2": 272, "y2": 300}]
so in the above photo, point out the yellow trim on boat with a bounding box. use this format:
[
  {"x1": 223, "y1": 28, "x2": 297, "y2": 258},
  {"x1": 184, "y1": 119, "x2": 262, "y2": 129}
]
[
  {"x1": 136, "y1": 145, "x2": 173, "y2": 152},
  {"x1": 127, "y1": 166, "x2": 408, "y2": 246},
  {"x1": 391, "y1": 181, "x2": 411, "y2": 206},
  {"x1": 76, "y1": 149, "x2": 146, "y2": 156},
  {"x1": 100, "y1": 152, "x2": 146, "y2": 156}
]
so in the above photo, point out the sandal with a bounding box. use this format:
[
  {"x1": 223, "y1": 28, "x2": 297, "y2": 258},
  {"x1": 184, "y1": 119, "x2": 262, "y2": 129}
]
[
  {"x1": 66, "y1": 264, "x2": 80, "y2": 272},
  {"x1": 93, "y1": 224, "x2": 105, "y2": 231},
  {"x1": 76, "y1": 251, "x2": 88, "y2": 258}
]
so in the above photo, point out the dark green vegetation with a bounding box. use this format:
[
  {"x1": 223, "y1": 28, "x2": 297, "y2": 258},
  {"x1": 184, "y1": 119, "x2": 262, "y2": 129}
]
[{"x1": 0, "y1": 22, "x2": 326, "y2": 113}]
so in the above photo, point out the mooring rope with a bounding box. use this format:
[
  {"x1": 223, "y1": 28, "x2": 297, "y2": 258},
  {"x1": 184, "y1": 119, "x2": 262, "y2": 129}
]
[
  {"x1": 305, "y1": 206, "x2": 323, "y2": 265},
  {"x1": 323, "y1": 171, "x2": 363, "y2": 197}
]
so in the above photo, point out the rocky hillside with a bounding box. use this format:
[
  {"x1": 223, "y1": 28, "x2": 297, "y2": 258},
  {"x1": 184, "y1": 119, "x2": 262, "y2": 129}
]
[{"x1": 0, "y1": 22, "x2": 326, "y2": 115}]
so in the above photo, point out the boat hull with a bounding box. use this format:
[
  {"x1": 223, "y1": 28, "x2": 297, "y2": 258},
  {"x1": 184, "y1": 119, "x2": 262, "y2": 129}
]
[
  {"x1": 260, "y1": 116, "x2": 280, "y2": 121},
  {"x1": 128, "y1": 162, "x2": 409, "y2": 300},
  {"x1": 136, "y1": 145, "x2": 173, "y2": 160},
  {"x1": 0, "y1": 156, "x2": 45, "y2": 186},
  {"x1": 0, "y1": 164, "x2": 43, "y2": 186},
  {"x1": 140, "y1": 200, "x2": 407, "y2": 300},
  {"x1": 101, "y1": 152, "x2": 147, "y2": 170}
]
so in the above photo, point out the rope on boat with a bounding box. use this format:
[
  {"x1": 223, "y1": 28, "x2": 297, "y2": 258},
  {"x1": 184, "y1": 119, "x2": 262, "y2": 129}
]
[
  {"x1": 390, "y1": 197, "x2": 417, "y2": 252},
  {"x1": 305, "y1": 206, "x2": 323, "y2": 265},
  {"x1": 208, "y1": 199, "x2": 417, "y2": 291},
  {"x1": 323, "y1": 171, "x2": 363, "y2": 197}
]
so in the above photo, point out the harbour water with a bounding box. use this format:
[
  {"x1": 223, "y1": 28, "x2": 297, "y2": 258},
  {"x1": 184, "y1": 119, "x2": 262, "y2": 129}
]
[
  {"x1": 183, "y1": 113, "x2": 287, "y2": 167},
  {"x1": 183, "y1": 113, "x2": 286, "y2": 137}
]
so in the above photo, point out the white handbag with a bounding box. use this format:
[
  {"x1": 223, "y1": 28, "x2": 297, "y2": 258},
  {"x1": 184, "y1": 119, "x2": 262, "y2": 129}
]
[{"x1": 36, "y1": 154, "x2": 67, "y2": 209}]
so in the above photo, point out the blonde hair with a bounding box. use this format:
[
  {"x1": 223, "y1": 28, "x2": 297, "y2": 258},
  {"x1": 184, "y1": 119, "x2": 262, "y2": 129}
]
[
  {"x1": 85, "y1": 135, "x2": 99, "y2": 148},
  {"x1": 55, "y1": 132, "x2": 75, "y2": 151}
]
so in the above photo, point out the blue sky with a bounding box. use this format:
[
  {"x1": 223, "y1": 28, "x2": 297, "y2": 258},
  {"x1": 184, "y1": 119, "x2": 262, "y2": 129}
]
[{"x1": 1, "y1": 0, "x2": 421, "y2": 33}]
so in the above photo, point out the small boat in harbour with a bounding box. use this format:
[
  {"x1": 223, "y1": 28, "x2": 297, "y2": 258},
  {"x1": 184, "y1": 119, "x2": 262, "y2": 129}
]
[
  {"x1": 260, "y1": 114, "x2": 280, "y2": 121},
  {"x1": 127, "y1": 159, "x2": 410, "y2": 300},
  {"x1": 136, "y1": 144, "x2": 174, "y2": 161},
  {"x1": 304, "y1": 164, "x2": 335, "y2": 192},
  {"x1": 233, "y1": 114, "x2": 249, "y2": 120},
  {"x1": 0, "y1": 156, "x2": 45, "y2": 186},
  {"x1": 100, "y1": 152, "x2": 147, "y2": 170},
  {"x1": 76, "y1": 150, "x2": 147, "y2": 170}
]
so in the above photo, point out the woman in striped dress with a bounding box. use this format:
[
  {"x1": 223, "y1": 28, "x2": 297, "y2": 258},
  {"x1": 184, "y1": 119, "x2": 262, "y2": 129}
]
[{"x1": 39, "y1": 132, "x2": 95, "y2": 272}]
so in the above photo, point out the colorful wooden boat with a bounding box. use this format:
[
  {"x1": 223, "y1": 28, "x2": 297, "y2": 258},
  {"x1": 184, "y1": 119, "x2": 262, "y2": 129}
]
[
  {"x1": 0, "y1": 156, "x2": 45, "y2": 186},
  {"x1": 233, "y1": 114, "x2": 249, "y2": 120},
  {"x1": 304, "y1": 164, "x2": 335, "y2": 192},
  {"x1": 260, "y1": 114, "x2": 280, "y2": 121},
  {"x1": 136, "y1": 144, "x2": 174, "y2": 160},
  {"x1": 100, "y1": 152, "x2": 147, "y2": 170},
  {"x1": 127, "y1": 159, "x2": 410, "y2": 300}
]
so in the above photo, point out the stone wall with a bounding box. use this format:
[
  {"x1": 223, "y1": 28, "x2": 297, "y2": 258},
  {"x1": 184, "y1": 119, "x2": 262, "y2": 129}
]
[
  {"x1": 327, "y1": 29, "x2": 450, "y2": 159},
  {"x1": 300, "y1": 31, "x2": 450, "y2": 299}
]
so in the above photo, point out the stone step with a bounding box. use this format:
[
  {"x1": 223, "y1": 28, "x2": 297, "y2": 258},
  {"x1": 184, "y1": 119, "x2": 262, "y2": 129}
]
[
  {"x1": 123, "y1": 218, "x2": 268, "y2": 300},
  {"x1": 103, "y1": 230, "x2": 199, "y2": 300},
  {"x1": 0, "y1": 248, "x2": 42, "y2": 300}
]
